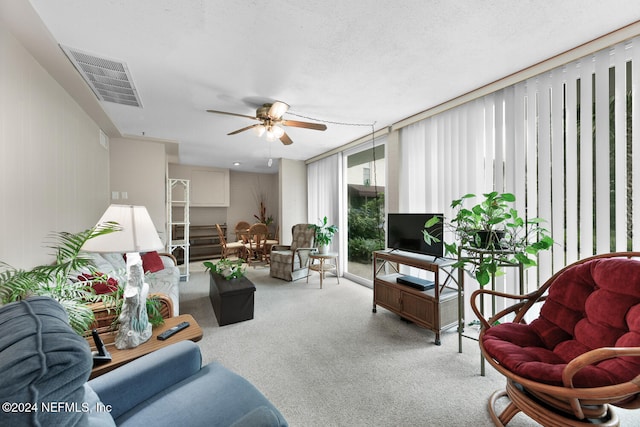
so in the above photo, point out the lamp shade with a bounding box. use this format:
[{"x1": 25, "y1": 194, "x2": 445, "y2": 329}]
[{"x1": 82, "y1": 204, "x2": 163, "y2": 253}]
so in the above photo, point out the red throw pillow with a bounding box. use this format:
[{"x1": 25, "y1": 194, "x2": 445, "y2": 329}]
[
  {"x1": 78, "y1": 272, "x2": 118, "y2": 294},
  {"x1": 92, "y1": 277, "x2": 118, "y2": 294},
  {"x1": 141, "y1": 251, "x2": 164, "y2": 273}
]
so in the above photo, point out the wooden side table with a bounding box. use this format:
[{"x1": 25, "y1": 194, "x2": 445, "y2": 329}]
[
  {"x1": 88, "y1": 314, "x2": 203, "y2": 379},
  {"x1": 308, "y1": 252, "x2": 340, "y2": 289}
]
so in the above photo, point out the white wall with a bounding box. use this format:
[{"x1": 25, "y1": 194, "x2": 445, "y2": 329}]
[
  {"x1": 109, "y1": 137, "x2": 167, "y2": 243},
  {"x1": 167, "y1": 165, "x2": 279, "y2": 238},
  {"x1": 168, "y1": 163, "x2": 228, "y2": 230},
  {"x1": 278, "y1": 159, "x2": 308, "y2": 245},
  {"x1": 228, "y1": 170, "x2": 278, "y2": 234},
  {"x1": 0, "y1": 25, "x2": 110, "y2": 268}
]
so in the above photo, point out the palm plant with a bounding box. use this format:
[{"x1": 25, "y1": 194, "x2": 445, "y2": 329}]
[{"x1": 0, "y1": 222, "x2": 123, "y2": 334}]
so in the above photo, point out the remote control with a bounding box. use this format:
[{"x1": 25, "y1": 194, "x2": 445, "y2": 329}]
[{"x1": 157, "y1": 321, "x2": 190, "y2": 340}]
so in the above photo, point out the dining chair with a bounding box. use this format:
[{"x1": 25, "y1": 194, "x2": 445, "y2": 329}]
[
  {"x1": 234, "y1": 221, "x2": 251, "y2": 242},
  {"x1": 244, "y1": 223, "x2": 269, "y2": 266},
  {"x1": 216, "y1": 224, "x2": 245, "y2": 259}
]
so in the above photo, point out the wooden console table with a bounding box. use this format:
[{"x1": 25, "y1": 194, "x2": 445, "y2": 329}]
[
  {"x1": 88, "y1": 314, "x2": 203, "y2": 379},
  {"x1": 373, "y1": 250, "x2": 458, "y2": 345}
]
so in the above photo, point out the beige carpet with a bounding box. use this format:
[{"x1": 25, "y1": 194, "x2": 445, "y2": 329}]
[{"x1": 179, "y1": 261, "x2": 640, "y2": 426}]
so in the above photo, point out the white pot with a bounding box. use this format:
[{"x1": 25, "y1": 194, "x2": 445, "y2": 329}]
[{"x1": 317, "y1": 244, "x2": 329, "y2": 254}]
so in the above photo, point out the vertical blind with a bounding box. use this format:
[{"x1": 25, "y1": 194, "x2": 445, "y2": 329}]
[{"x1": 399, "y1": 35, "x2": 640, "y2": 291}]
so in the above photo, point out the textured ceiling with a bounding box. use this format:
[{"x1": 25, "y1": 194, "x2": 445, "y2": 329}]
[{"x1": 20, "y1": 1, "x2": 640, "y2": 172}]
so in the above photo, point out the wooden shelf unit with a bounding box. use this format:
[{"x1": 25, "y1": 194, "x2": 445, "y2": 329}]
[
  {"x1": 172, "y1": 224, "x2": 226, "y2": 263},
  {"x1": 372, "y1": 250, "x2": 459, "y2": 345}
]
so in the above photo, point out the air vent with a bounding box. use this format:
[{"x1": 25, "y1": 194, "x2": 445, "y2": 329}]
[{"x1": 60, "y1": 45, "x2": 142, "y2": 107}]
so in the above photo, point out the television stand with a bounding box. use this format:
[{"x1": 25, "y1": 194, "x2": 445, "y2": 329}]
[{"x1": 372, "y1": 250, "x2": 459, "y2": 345}]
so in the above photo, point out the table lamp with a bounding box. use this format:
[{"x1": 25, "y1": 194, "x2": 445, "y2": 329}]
[{"x1": 82, "y1": 204, "x2": 163, "y2": 349}]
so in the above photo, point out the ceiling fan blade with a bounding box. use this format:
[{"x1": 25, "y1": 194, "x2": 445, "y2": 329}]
[
  {"x1": 281, "y1": 120, "x2": 327, "y2": 131},
  {"x1": 206, "y1": 109, "x2": 259, "y2": 121},
  {"x1": 228, "y1": 124, "x2": 261, "y2": 135},
  {"x1": 279, "y1": 132, "x2": 293, "y2": 145},
  {"x1": 267, "y1": 101, "x2": 289, "y2": 119}
]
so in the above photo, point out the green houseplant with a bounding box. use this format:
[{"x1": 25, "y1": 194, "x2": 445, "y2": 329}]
[
  {"x1": 203, "y1": 258, "x2": 246, "y2": 280},
  {"x1": 0, "y1": 222, "x2": 164, "y2": 335},
  {"x1": 423, "y1": 192, "x2": 554, "y2": 286},
  {"x1": 309, "y1": 216, "x2": 338, "y2": 254}
]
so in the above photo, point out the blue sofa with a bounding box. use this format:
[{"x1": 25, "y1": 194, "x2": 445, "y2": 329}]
[{"x1": 0, "y1": 297, "x2": 288, "y2": 427}]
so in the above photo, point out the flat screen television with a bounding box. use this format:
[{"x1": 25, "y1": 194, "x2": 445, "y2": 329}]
[{"x1": 386, "y1": 213, "x2": 444, "y2": 258}]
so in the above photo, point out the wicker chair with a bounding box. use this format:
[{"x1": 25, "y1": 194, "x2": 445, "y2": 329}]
[
  {"x1": 216, "y1": 223, "x2": 245, "y2": 259},
  {"x1": 471, "y1": 252, "x2": 640, "y2": 426},
  {"x1": 244, "y1": 222, "x2": 270, "y2": 266},
  {"x1": 234, "y1": 221, "x2": 251, "y2": 242}
]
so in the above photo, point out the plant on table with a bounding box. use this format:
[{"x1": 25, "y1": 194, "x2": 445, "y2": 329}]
[
  {"x1": 0, "y1": 222, "x2": 165, "y2": 334},
  {"x1": 0, "y1": 222, "x2": 121, "y2": 334},
  {"x1": 204, "y1": 258, "x2": 246, "y2": 280},
  {"x1": 309, "y1": 216, "x2": 338, "y2": 254},
  {"x1": 423, "y1": 192, "x2": 554, "y2": 286}
]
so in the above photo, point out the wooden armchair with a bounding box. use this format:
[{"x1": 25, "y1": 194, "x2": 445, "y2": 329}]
[{"x1": 471, "y1": 252, "x2": 640, "y2": 426}]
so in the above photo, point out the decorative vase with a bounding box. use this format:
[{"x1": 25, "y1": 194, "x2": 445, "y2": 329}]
[{"x1": 318, "y1": 244, "x2": 329, "y2": 254}]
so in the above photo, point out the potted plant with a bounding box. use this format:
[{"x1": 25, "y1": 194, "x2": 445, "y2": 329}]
[
  {"x1": 423, "y1": 192, "x2": 554, "y2": 286},
  {"x1": 203, "y1": 258, "x2": 246, "y2": 280},
  {"x1": 0, "y1": 222, "x2": 164, "y2": 335},
  {"x1": 309, "y1": 216, "x2": 338, "y2": 254}
]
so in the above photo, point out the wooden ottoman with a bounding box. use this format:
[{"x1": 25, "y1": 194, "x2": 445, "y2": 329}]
[{"x1": 209, "y1": 272, "x2": 256, "y2": 326}]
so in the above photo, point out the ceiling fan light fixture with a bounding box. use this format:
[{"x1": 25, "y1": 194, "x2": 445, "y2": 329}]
[
  {"x1": 268, "y1": 101, "x2": 289, "y2": 119},
  {"x1": 207, "y1": 100, "x2": 326, "y2": 146},
  {"x1": 271, "y1": 125, "x2": 285, "y2": 138},
  {"x1": 253, "y1": 124, "x2": 266, "y2": 137}
]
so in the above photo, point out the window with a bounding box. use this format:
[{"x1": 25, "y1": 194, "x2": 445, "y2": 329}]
[
  {"x1": 344, "y1": 143, "x2": 385, "y2": 284},
  {"x1": 363, "y1": 167, "x2": 371, "y2": 186}
]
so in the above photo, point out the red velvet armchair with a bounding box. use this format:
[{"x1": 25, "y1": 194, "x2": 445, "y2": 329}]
[{"x1": 471, "y1": 252, "x2": 640, "y2": 426}]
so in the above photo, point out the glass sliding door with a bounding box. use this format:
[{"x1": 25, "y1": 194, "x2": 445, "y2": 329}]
[{"x1": 344, "y1": 142, "x2": 386, "y2": 285}]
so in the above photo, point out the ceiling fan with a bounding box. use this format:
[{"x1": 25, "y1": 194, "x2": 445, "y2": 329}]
[{"x1": 206, "y1": 101, "x2": 327, "y2": 145}]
